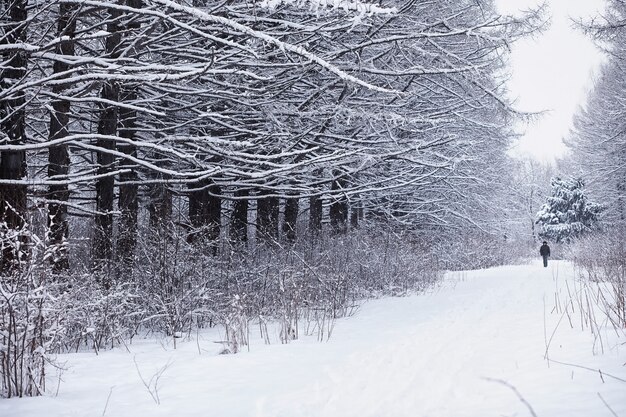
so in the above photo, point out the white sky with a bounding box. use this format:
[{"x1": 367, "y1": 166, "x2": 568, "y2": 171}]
[{"x1": 494, "y1": 0, "x2": 607, "y2": 162}]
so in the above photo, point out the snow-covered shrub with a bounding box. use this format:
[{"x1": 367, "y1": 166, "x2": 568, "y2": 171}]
[
  {"x1": 49, "y1": 278, "x2": 143, "y2": 354},
  {"x1": 435, "y1": 230, "x2": 533, "y2": 271},
  {"x1": 1, "y1": 226, "x2": 144, "y2": 398},
  {"x1": 0, "y1": 227, "x2": 49, "y2": 398},
  {"x1": 326, "y1": 227, "x2": 441, "y2": 296},
  {"x1": 220, "y1": 294, "x2": 250, "y2": 353},
  {"x1": 0, "y1": 270, "x2": 47, "y2": 398},
  {"x1": 1, "y1": 221, "x2": 442, "y2": 376},
  {"x1": 222, "y1": 226, "x2": 441, "y2": 344},
  {"x1": 123, "y1": 224, "x2": 441, "y2": 349},
  {"x1": 1, "y1": 221, "x2": 444, "y2": 370},
  {"x1": 129, "y1": 230, "x2": 219, "y2": 342},
  {"x1": 0, "y1": 221, "x2": 29, "y2": 273},
  {"x1": 569, "y1": 227, "x2": 626, "y2": 328}
]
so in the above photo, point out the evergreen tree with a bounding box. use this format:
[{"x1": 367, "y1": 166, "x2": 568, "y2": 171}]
[{"x1": 536, "y1": 177, "x2": 603, "y2": 243}]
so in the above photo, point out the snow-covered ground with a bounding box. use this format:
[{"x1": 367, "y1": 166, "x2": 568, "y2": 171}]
[{"x1": 2, "y1": 260, "x2": 624, "y2": 417}]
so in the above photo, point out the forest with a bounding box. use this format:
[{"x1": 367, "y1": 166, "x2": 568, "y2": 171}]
[{"x1": 0, "y1": 0, "x2": 624, "y2": 402}]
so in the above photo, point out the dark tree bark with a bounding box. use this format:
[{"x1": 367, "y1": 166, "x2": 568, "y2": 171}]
[
  {"x1": 147, "y1": 135, "x2": 172, "y2": 237},
  {"x1": 350, "y1": 199, "x2": 363, "y2": 230},
  {"x1": 329, "y1": 176, "x2": 348, "y2": 234},
  {"x1": 283, "y1": 196, "x2": 299, "y2": 242},
  {"x1": 207, "y1": 187, "x2": 222, "y2": 243},
  {"x1": 0, "y1": 0, "x2": 28, "y2": 272},
  {"x1": 148, "y1": 180, "x2": 172, "y2": 230},
  {"x1": 188, "y1": 180, "x2": 221, "y2": 251},
  {"x1": 257, "y1": 190, "x2": 279, "y2": 241},
  {"x1": 230, "y1": 189, "x2": 249, "y2": 243},
  {"x1": 47, "y1": 3, "x2": 77, "y2": 273},
  {"x1": 93, "y1": 7, "x2": 122, "y2": 272},
  {"x1": 93, "y1": 86, "x2": 118, "y2": 269},
  {"x1": 309, "y1": 195, "x2": 323, "y2": 236},
  {"x1": 115, "y1": 86, "x2": 139, "y2": 274},
  {"x1": 115, "y1": 0, "x2": 142, "y2": 275}
]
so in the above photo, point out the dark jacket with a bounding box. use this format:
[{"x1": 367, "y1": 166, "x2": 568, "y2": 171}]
[{"x1": 540, "y1": 244, "x2": 551, "y2": 257}]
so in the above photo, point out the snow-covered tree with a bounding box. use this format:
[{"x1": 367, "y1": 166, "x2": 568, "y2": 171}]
[
  {"x1": 0, "y1": 0, "x2": 541, "y2": 270},
  {"x1": 567, "y1": 0, "x2": 626, "y2": 226},
  {"x1": 536, "y1": 177, "x2": 603, "y2": 243}
]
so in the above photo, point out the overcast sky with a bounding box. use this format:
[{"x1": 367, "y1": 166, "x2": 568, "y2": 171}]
[{"x1": 494, "y1": 0, "x2": 607, "y2": 162}]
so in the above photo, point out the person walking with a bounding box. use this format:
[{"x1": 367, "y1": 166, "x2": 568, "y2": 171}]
[{"x1": 540, "y1": 241, "x2": 551, "y2": 267}]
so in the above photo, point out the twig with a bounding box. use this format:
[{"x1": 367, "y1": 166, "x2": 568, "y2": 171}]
[
  {"x1": 543, "y1": 295, "x2": 549, "y2": 363},
  {"x1": 483, "y1": 377, "x2": 538, "y2": 417},
  {"x1": 548, "y1": 359, "x2": 626, "y2": 383},
  {"x1": 133, "y1": 356, "x2": 173, "y2": 405},
  {"x1": 102, "y1": 386, "x2": 115, "y2": 416},
  {"x1": 597, "y1": 392, "x2": 620, "y2": 417},
  {"x1": 196, "y1": 326, "x2": 201, "y2": 356},
  {"x1": 544, "y1": 307, "x2": 567, "y2": 360}
]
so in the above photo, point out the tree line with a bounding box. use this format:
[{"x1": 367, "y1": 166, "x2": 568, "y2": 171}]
[
  {"x1": 0, "y1": 0, "x2": 535, "y2": 274},
  {"x1": 567, "y1": 0, "x2": 626, "y2": 227}
]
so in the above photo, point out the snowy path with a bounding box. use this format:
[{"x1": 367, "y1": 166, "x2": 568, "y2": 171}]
[{"x1": 2, "y1": 261, "x2": 625, "y2": 417}]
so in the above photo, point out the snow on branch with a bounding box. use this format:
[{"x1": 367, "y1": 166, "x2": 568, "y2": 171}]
[
  {"x1": 147, "y1": 0, "x2": 399, "y2": 94},
  {"x1": 257, "y1": 0, "x2": 397, "y2": 17},
  {"x1": 57, "y1": 0, "x2": 397, "y2": 93}
]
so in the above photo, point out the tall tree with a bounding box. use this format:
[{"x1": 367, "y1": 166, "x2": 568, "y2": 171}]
[
  {"x1": 329, "y1": 174, "x2": 348, "y2": 234},
  {"x1": 93, "y1": 5, "x2": 122, "y2": 272},
  {"x1": 257, "y1": 190, "x2": 279, "y2": 241},
  {"x1": 283, "y1": 196, "x2": 299, "y2": 242},
  {"x1": 309, "y1": 195, "x2": 323, "y2": 236},
  {"x1": 47, "y1": 3, "x2": 77, "y2": 273},
  {"x1": 188, "y1": 180, "x2": 221, "y2": 251},
  {"x1": 230, "y1": 189, "x2": 249, "y2": 244},
  {"x1": 115, "y1": 0, "x2": 143, "y2": 273},
  {"x1": 0, "y1": 0, "x2": 28, "y2": 271}
]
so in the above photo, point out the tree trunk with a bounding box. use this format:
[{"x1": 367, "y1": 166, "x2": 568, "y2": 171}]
[
  {"x1": 115, "y1": 86, "x2": 139, "y2": 275},
  {"x1": 207, "y1": 185, "x2": 221, "y2": 245},
  {"x1": 350, "y1": 199, "x2": 362, "y2": 230},
  {"x1": 529, "y1": 188, "x2": 536, "y2": 241},
  {"x1": 147, "y1": 134, "x2": 172, "y2": 238},
  {"x1": 93, "y1": 7, "x2": 122, "y2": 273},
  {"x1": 148, "y1": 180, "x2": 172, "y2": 231},
  {"x1": 283, "y1": 196, "x2": 299, "y2": 242},
  {"x1": 230, "y1": 189, "x2": 249, "y2": 243},
  {"x1": 93, "y1": 84, "x2": 118, "y2": 269},
  {"x1": 115, "y1": 0, "x2": 142, "y2": 275},
  {"x1": 257, "y1": 190, "x2": 279, "y2": 241},
  {"x1": 0, "y1": 0, "x2": 28, "y2": 272},
  {"x1": 188, "y1": 180, "x2": 221, "y2": 252},
  {"x1": 47, "y1": 3, "x2": 77, "y2": 273},
  {"x1": 309, "y1": 195, "x2": 323, "y2": 236},
  {"x1": 329, "y1": 177, "x2": 348, "y2": 234}
]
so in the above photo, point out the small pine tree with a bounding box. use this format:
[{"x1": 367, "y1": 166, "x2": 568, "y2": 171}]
[{"x1": 536, "y1": 177, "x2": 603, "y2": 243}]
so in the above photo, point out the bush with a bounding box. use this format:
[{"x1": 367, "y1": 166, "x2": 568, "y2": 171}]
[
  {"x1": 568, "y1": 227, "x2": 626, "y2": 328},
  {"x1": 2, "y1": 222, "x2": 443, "y2": 397},
  {"x1": 1, "y1": 227, "x2": 49, "y2": 398},
  {"x1": 435, "y1": 230, "x2": 533, "y2": 271}
]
